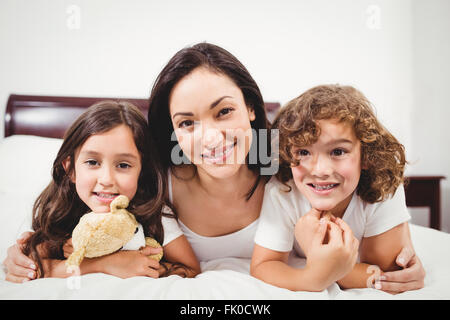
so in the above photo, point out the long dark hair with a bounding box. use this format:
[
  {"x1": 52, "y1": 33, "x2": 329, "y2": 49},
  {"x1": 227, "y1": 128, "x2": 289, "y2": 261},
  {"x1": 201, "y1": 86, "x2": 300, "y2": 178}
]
[
  {"x1": 23, "y1": 101, "x2": 168, "y2": 277},
  {"x1": 148, "y1": 42, "x2": 271, "y2": 200}
]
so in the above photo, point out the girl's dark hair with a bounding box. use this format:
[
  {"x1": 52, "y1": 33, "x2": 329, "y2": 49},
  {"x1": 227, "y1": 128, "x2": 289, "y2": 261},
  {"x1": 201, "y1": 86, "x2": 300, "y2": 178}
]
[
  {"x1": 22, "y1": 101, "x2": 169, "y2": 277},
  {"x1": 147, "y1": 42, "x2": 271, "y2": 200}
]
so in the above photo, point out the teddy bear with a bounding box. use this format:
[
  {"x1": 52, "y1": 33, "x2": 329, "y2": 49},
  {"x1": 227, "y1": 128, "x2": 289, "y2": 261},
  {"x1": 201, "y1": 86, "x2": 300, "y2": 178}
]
[{"x1": 65, "y1": 195, "x2": 163, "y2": 269}]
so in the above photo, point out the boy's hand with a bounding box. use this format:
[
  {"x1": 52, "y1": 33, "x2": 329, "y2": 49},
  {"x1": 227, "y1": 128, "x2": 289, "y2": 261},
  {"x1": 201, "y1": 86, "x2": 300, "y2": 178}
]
[
  {"x1": 306, "y1": 218, "x2": 359, "y2": 289},
  {"x1": 295, "y1": 208, "x2": 330, "y2": 256}
]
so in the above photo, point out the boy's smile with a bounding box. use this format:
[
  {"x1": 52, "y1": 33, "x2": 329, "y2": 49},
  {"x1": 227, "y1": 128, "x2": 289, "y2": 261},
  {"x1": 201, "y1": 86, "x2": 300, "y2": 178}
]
[{"x1": 290, "y1": 119, "x2": 362, "y2": 218}]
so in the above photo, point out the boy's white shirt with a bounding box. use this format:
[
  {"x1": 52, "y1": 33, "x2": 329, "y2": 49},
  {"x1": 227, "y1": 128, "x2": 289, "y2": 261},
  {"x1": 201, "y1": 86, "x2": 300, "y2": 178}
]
[{"x1": 254, "y1": 177, "x2": 411, "y2": 258}]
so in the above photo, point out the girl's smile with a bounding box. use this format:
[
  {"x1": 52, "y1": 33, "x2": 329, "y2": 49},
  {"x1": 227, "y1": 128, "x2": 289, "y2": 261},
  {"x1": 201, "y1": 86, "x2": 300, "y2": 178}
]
[{"x1": 291, "y1": 119, "x2": 362, "y2": 217}]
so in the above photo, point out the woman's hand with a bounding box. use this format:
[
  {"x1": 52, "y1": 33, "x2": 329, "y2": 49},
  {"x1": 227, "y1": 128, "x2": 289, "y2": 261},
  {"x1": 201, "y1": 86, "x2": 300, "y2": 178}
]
[
  {"x1": 378, "y1": 246, "x2": 426, "y2": 294},
  {"x1": 3, "y1": 232, "x2": 38, "y2": 283},
  {"x1": 306, "y1": 218, "x2": 359, "y2": 290}
]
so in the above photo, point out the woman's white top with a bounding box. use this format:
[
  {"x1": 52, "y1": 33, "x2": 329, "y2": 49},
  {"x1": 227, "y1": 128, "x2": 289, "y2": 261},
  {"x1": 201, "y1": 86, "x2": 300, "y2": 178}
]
[
  {"x1": 168, "y1": 169, "x2": 259, "y2": 261},
  {"x1": 254, "y1": 178, "x2": 411, "y2": 258}
]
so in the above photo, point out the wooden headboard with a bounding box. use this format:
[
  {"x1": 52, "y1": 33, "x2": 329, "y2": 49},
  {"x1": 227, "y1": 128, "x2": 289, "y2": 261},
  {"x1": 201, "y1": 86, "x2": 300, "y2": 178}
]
[{"x1": 4, "y1": 94, "x2": 281, "y2": 139}]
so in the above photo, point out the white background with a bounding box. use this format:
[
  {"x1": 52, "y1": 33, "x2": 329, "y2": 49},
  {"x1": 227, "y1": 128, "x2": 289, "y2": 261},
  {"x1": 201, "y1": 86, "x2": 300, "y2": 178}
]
[{"x1": 0, "y1": 0, "x2": 449, "y2": 232}]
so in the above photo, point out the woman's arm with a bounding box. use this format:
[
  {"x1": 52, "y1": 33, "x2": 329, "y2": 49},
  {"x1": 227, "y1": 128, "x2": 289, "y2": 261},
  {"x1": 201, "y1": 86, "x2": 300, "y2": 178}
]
[{"x1": 158, "y1": 235, "x2": 201, "y2": 278}]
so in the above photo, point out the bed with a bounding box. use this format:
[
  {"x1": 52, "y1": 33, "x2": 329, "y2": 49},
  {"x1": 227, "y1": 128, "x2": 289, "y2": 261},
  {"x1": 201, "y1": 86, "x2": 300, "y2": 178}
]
[{"x1": 1, "y1": 94, "x2": 450, "y2": 300}]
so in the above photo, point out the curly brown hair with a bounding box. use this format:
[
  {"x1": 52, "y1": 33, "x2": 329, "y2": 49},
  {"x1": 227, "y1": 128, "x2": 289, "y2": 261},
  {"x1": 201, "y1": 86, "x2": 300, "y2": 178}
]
[{"x1": 273, "y1": 84, "x2": 406, "y2": 203}]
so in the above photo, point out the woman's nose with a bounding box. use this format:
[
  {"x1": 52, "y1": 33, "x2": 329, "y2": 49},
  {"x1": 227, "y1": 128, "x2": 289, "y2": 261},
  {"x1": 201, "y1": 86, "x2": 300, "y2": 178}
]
[{"x1": 202, "y1": 125, "x2": 223, "y2": 149}]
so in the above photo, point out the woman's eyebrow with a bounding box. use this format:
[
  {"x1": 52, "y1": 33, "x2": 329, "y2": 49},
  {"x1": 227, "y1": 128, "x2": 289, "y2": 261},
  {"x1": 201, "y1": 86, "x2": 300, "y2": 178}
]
[
  {"x1": 209, "y1": 96, "x2": 233, "y2": 109},
  {"x1": 172, "y1": 95, "x2": 233, "y2": 119},
  {"x1": 172, "y1": 111, "x2": 194, "y2": 119}
]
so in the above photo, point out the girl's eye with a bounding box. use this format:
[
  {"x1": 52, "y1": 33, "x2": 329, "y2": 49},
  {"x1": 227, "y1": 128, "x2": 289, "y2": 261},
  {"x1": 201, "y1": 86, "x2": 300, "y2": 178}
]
[
  {"x1": 179, "y1": 120, "x2": 194, "y2": 129},
  {"x1": 217, "y1": 107, "x2": 233, "y2": 117},
  {"x1": 331, "y1": 148, "x2": 346, "y2": 156},
  {"x1": 117, "y1": 163, "x2": 131, "y2": 169}
]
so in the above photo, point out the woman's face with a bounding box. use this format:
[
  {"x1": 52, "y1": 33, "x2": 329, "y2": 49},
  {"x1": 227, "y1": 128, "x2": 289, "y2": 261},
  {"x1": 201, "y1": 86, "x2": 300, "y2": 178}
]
[{"x1": 169, "y1": 67, "x2": 256, "y2": 179}]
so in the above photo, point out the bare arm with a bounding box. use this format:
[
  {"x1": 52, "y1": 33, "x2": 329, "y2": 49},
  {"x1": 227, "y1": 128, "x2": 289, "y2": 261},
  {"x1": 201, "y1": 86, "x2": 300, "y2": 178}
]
[
  {"x1": 158, "y1": 235, "x2": 201, "y2": 278},
  {"x1": 337, "y1": 222, "x2": 409, "y2": 289},
  {"x1": 250, "y1": 244, "x2": 327, "y2": 292},
  {"x1": 251, "y1": 220, "x2": 359, "y2": 292}
]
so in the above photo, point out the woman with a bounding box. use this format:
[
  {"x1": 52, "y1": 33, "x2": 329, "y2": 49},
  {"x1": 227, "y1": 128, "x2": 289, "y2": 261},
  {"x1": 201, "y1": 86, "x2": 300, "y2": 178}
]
[{"x1": 3, "y1": 43, "x2": 425, "y2": 293}]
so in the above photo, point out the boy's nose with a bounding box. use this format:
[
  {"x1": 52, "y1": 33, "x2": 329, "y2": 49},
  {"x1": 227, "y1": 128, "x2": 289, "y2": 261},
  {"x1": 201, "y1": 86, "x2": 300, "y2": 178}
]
[{"x1": 310, "y1": 155, "x2": 333, "y2": 178}]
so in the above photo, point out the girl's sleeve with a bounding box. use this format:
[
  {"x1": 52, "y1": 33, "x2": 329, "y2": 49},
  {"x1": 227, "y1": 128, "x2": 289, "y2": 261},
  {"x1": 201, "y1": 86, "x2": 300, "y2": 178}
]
[
  {"x1": 254, "y1": 180, "x2": 299, "y2": 252},
  {"x1": 364, "y1": 185, "x2": 411, "y2": 238}
]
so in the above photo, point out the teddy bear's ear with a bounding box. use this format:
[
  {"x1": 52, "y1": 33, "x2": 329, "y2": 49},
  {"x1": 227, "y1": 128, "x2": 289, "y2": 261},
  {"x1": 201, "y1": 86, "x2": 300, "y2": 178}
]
[{"x1": 62, "y1": 157, "x2": 76, "y2": 183}]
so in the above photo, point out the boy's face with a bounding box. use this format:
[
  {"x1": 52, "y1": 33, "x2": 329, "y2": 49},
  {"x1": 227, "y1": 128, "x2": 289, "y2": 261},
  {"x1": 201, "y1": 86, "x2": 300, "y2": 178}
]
[{"x1": 290, "y1": 119, "x2": 361, "y2": 217}]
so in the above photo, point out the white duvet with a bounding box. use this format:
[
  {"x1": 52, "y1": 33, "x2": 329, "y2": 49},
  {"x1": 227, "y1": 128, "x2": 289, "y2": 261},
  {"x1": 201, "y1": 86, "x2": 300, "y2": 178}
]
[{"x1": 1, "y1": 136, "x2": 450, "y2": 299}]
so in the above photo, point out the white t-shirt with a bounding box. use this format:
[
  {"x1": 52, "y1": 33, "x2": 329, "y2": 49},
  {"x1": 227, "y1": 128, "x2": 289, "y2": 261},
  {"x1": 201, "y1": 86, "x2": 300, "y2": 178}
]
[
  {"x1": 17, "y1": 206, "x2": 183, "y2": 248},
  {"x1": 168, "y1": 169, "x2": 258, "y2": 261},
  {"x1": 254, "y1": 178, "x2": 411, "y2": 257}
]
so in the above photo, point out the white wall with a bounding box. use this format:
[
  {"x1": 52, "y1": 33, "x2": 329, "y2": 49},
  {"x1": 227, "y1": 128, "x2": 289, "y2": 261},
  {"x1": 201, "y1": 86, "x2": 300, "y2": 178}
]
[
  {"x1": 0, "y1": 0, "x2": 447, "y2": 231},
  {"x1": 409, "y1": 0, "x2": 450, "y2": 232}
]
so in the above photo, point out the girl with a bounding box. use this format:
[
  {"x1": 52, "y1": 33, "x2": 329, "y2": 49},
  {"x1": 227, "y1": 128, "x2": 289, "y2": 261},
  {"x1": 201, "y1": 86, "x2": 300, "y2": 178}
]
[
  {"x1": 251, "y1": 84, "x2": 424, "y2": 292},
  {"x1": 20, "y1": 100, "x2": 200, "y2": 279}
]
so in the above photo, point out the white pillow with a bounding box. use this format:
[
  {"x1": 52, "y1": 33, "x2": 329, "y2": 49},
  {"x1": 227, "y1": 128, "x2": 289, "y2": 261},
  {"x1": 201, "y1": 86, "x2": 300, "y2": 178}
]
[{"x1": 0, "y1": 135, "x2": 63, "y2": 195}]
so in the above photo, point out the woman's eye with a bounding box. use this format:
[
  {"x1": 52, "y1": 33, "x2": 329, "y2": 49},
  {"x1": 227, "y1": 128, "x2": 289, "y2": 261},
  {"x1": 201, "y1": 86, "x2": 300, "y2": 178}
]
[
  {"x1": 179, "y1": 120, "x2": 194, "y2": 129},
  {"x1": 217, "y1": 107, "x2": 233, "y2": 117},
  {"x1": 331, "y1": 148, "x2": 346, "y2": 156}
]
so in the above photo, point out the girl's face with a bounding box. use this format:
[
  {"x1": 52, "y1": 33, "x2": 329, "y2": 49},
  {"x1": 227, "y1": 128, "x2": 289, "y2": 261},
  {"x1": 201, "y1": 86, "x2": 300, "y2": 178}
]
[
  {"x1": 290, "y1": 119, "x2": 362, "y2": 216},
  {"x1": 169, "y1": 67, "x2": 256, "y2": 179},
  {"x1": 68, "y1": 125, "x2": 142, "y2": 213}
]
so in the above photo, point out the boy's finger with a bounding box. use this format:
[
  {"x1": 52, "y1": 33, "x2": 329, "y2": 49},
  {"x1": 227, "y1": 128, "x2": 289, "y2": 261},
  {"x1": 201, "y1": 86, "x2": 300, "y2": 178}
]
[
  {"x1": 327, "y1": 221, "x2": 344, "y2": 246},
  {"x1": 312, "y1": 219, "x2": 328, "y2": 246}
]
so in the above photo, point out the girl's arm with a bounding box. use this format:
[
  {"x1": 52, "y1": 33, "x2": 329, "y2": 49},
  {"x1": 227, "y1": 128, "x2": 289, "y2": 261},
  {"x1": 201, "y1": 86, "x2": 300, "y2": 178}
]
[
  {"x1": 41, "y1": 248, "x2": 163, "y2": 279},
  {"x1": 158, "y1": 235, "x2": 201, "y2": 278},
  {"x1": 337, "y1": 222, "x2": 410, "y2": 289}
]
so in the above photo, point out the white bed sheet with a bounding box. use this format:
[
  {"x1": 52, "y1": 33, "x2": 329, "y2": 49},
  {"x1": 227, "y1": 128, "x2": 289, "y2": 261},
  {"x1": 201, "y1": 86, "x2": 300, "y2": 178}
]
[{"x1": 1, "y1": 136, "x2": 450, "y2": 299}]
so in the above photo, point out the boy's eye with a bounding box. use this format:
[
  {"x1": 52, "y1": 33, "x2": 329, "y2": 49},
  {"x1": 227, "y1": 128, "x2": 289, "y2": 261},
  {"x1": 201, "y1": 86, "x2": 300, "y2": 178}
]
[
  {"x1": 85, "y1": 159, "x2": 99, "y2": 166},
  {"x1": 331, "y1": 148, "x2": 346, "y2": 156},
  {"x1": 217, "y1": 107, "x2": 233, "y2": 117},
  {"x1": 295, "y1": 149, "x2": 310, "y2": 157}
]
